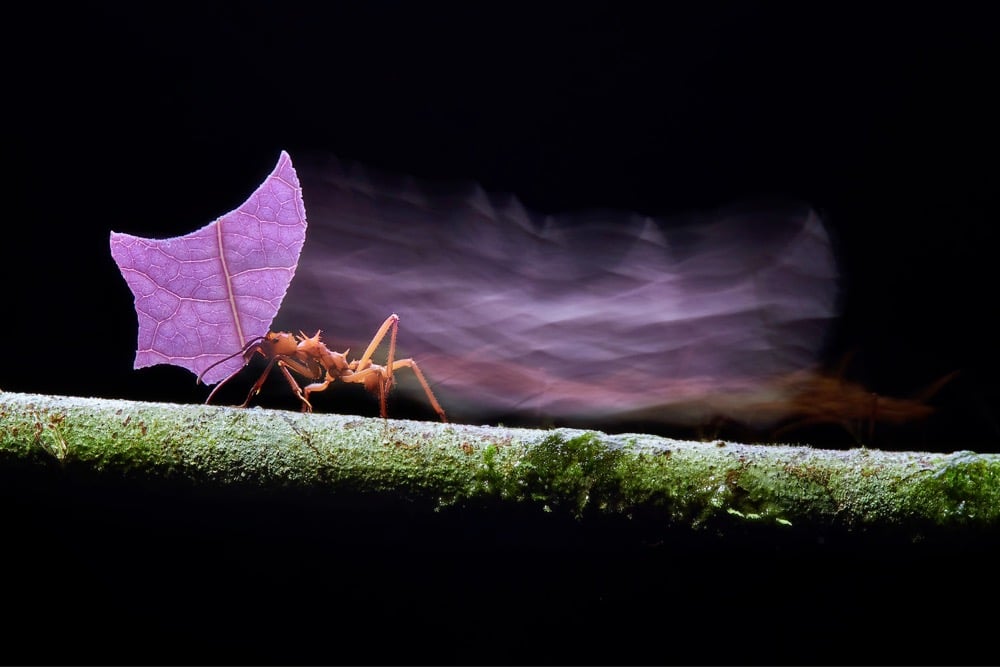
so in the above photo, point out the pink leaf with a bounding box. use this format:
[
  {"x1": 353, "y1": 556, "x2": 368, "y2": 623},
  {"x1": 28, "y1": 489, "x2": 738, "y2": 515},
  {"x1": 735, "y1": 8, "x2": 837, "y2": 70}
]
[{"x1": 110, "y1": 151, "x2": 307, "y2": 385}]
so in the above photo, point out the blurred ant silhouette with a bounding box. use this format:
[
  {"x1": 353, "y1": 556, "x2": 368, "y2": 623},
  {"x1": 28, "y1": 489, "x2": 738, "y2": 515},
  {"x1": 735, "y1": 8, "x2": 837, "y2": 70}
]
[{"x1": 742, "y1": 349, "x2": 960, "y2": 445}]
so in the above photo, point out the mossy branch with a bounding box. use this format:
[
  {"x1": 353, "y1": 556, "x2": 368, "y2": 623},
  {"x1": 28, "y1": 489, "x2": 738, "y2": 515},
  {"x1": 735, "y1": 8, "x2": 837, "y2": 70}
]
[{"x1": 2, "y1": 391, "x2": 997, "y2": 539}]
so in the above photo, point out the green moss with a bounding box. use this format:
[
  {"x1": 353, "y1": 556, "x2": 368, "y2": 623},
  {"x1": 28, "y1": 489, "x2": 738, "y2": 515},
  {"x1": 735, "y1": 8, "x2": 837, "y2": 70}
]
[
  {"x1": 508, "y1": 432, "x2": 625, "y2": 518},
  {"x1": 909, "y1": 451, "x2": 1000, "y2": 525},
  {"x1": 718, "y1": 461, "x2": 835, "y2": 526},
  {"x1": 616, "y1": 449, "x2": 698, "y2": 518}
]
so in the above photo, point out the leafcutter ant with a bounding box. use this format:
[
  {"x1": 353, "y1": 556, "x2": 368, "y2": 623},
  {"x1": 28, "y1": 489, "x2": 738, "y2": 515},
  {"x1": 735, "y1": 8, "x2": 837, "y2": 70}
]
[{"x1": 197, "y1": 313, "x2": 447, "y2": 421}]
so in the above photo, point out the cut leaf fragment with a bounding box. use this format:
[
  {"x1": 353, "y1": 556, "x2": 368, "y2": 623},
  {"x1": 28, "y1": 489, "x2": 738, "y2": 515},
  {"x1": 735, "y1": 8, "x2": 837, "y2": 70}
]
[{"x1": 110, "y1": 151, "x2": 307, "y2": 385}]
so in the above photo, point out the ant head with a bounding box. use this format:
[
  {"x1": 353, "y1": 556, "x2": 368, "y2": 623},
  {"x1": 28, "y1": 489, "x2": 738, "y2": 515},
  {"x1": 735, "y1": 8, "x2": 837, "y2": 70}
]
[{"x1": 263, "y1": 331, "x2": 299, "y2": 355}]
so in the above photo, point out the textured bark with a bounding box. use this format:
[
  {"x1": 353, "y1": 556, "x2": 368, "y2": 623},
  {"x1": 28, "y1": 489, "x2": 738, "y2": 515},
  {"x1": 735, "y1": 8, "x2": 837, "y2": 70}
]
[{"x1": 1, "y1": 390, "x2": 997, "y2": 539}]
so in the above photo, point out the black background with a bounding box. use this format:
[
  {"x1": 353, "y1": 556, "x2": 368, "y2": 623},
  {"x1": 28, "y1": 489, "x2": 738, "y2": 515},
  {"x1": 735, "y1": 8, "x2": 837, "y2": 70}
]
[{"x1": 4, "y1": 3, "x2": 999, "y2": 665}]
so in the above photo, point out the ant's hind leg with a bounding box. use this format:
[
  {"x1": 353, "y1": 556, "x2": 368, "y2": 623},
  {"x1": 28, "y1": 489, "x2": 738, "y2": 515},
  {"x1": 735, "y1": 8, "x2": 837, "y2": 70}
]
[{"x1": 389, "y1": 359, "x2": 447, "y2": 422}]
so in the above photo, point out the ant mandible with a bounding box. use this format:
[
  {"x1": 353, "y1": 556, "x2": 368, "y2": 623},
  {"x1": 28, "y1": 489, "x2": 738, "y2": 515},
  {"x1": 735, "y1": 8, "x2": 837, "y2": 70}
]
[{"x1": 198, "y1": 314, "x2": 447, "y2": 422}]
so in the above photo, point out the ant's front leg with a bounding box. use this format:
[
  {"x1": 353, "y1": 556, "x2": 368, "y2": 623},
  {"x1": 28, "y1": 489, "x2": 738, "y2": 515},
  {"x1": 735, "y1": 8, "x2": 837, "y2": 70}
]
[
  {"x1": 234, "y1": 353, "x2": 316, "y2": 412},
  {"x1": 236, "y1": 355, "x2": 301, "y2": 409},
  {"x1": 275, "y1": 361, "x2": 315, "y2": 413},
  {"x1": 233, "y1": 355, "x2": 282, "y2": 407}
]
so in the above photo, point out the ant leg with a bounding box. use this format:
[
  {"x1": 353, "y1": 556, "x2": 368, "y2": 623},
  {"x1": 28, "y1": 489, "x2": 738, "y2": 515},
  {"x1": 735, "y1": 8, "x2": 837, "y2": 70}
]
[
  {"x1": 388, "y1": 358, "x2": 448, "y2": 422},
  {"x1": 239, "y1": 354, "x2": 314, "y2": 411},
  {"x1": 378, "y1": 377, "x2": 389, "y2": 419},
  {"x1": 239, "y1": 357, "x2": 282, "y2": 407},
  {"x1": 340, "y1": 366, "x2": 393, "y2": 419},
  {"x1": 357, "y1": 314, "x2": 400, "y2": 368},
  {"x1": 355, "y1": 314, "x2": 400, "y2": 419},
  {"x1": 374, "y1": 321, "x2": 399, "y2": 419},
  {"x1": 386, "y1": 314, "x2": 398, "y2": 388},
  {"x1": 343, "y1": 363, "x2": 447, "y2": 421},
  {"x1": 276, "y1": 361, "x2": 314, "y2": 413},
  {"x1": 300, "y1": 376, "x2": 337, "y2": 413}
]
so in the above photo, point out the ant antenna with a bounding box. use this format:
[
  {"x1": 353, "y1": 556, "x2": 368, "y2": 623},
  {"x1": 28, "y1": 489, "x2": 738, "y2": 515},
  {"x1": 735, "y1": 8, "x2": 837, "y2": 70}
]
[{"x1": 196, "y1": 335, "x2": 267, "y2": 385}]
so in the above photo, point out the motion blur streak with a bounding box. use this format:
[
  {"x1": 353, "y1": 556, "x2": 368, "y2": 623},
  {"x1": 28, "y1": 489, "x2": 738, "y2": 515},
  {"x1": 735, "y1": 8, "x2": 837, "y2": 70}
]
[{"x1": 282, "y1": 154, "x2": 840, "y2": 429}]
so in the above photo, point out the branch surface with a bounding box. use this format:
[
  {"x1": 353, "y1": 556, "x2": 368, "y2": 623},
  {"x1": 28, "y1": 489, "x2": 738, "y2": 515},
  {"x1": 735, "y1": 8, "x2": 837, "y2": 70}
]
[{"x1": 2, "y1": 391, "x2": 997, "y2": 539}]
